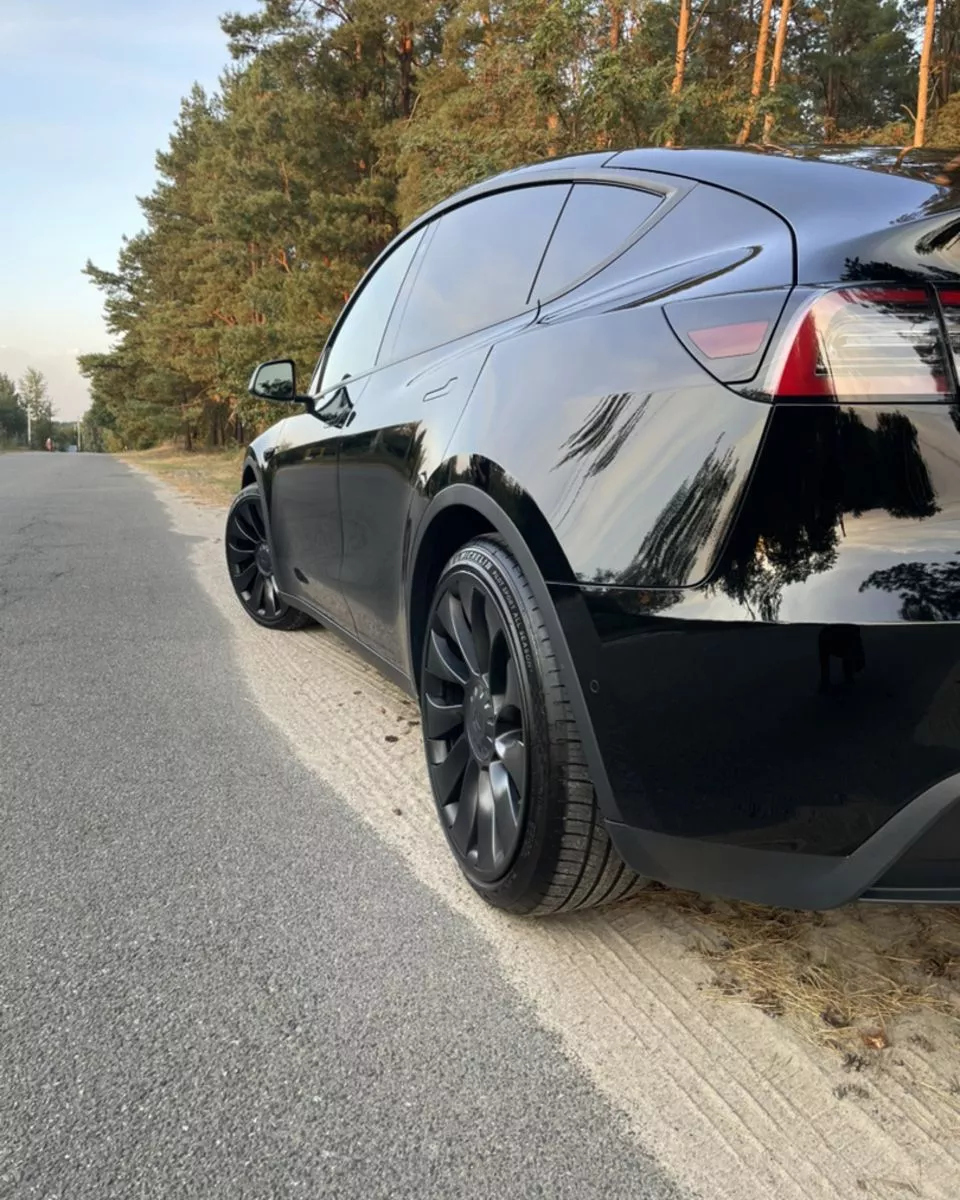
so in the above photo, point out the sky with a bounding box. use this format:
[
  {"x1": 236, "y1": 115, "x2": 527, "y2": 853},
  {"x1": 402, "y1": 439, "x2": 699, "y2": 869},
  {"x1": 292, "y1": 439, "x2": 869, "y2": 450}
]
[{"x1": 0, "y1": 0, "x2": 258, "y2": 420}]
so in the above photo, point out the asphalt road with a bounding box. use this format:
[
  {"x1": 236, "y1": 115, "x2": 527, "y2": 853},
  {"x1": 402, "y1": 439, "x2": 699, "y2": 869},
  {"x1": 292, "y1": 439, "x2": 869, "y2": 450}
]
[{"x1": 0, "y1": 454, "x2": 687, "y2": 1200}]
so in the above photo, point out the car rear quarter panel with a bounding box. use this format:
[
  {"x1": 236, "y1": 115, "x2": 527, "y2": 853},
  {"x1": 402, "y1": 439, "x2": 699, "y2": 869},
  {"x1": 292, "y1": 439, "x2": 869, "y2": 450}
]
[{"x1": 442, "y1": 303, "x2": 771, "y2": 591}]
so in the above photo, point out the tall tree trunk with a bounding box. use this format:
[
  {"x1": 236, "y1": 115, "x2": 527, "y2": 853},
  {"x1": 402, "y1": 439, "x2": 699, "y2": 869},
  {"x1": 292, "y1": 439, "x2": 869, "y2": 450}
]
[
  {"x1": 824, "y1": 67, "x2": 838, "y2": 139},
  {"x1": 915, "y1": 0, "x2": 938, "y2": 146},
  {"x1": 665, "y1": 0, "x2": 691, "y2": 146},
  {"x1": 762, "y1": 0, "x2": 792, "y2": 142},
  {"x1": 738, "y1": 0, "x2": 774, "y2": 143},
  {"x1": 937, "y1": 5, "x2": 957, "y2": 108},
  {"x1": 546, "y1": 112, "x2": 559, "y2": 157},
  {"x1": 671, "y1": 0, "x2": 690, "y2": 95},
  {"x1": 398, "y1": 24, "x2": 414, "y2": 118},
  {"x1": 609, "y1": 0, "x2": 622, "y2": 49}
]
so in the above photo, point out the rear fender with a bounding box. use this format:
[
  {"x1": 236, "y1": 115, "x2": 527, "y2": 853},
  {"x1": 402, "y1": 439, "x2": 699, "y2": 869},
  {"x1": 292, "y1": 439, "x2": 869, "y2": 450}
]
[
  {"x1": 409, "y1": 476, "x2": 624, "y2": 822},
  {"x1": 444, "y1": 314, "x2": 772, "y2": 591}
]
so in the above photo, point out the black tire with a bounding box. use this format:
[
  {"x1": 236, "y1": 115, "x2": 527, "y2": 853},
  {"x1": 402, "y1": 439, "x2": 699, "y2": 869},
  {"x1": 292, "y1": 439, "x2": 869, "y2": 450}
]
[
  {"x1": 225, "y1": 485, "x2": 312, "y2": 631},
  {"x1": 420, "y1": 536, "x2": 647, "y2": 915}
]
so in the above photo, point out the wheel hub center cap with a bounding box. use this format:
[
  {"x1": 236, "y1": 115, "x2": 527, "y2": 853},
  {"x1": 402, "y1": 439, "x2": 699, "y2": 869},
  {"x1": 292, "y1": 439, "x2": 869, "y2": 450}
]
[
  {"x1": 255, "y1": 543, "x2": 272, "y2": 574},
  {"x1": 465, "y1": 681, "x2": 495, "y2": 764}
]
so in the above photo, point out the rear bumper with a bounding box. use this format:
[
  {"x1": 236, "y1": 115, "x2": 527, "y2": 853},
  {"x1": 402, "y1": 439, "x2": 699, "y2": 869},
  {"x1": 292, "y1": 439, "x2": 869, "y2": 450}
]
[
  {"x1": 555, "y1": 599, "x2": 960, "y2": 907},
  {"x1": 607, "y1": 773, "x2": 960, "y2": 909},
  {"x1": 860, "y1": 794, "x2": 960, "y2": 903},
  {"x1": 547, "y1": 401, "x2": 960, "y2": 908}
]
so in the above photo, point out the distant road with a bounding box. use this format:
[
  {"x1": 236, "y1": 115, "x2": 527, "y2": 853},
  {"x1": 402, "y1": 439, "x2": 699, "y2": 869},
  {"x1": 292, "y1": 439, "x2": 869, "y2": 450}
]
[{"x1": 0, "y1": 453, "x2": 682, "y2": 1199}]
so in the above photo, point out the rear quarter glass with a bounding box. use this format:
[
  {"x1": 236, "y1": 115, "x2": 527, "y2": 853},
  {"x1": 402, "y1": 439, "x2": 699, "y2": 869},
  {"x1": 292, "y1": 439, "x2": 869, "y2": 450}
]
[
  {"x1": 541, "y1": 181, "x2": 794, "y2": 313},
  {"x1": 530, "y1": 183, "x2": 663, "y2": 303}
]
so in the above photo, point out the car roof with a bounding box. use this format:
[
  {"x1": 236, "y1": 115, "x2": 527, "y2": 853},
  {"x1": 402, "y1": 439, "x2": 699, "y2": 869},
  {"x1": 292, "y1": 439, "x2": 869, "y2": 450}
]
[
  {"x1": 401, "y1": 146, "x2": 959, "y2": 283},
  {"x1": 415, "y1": 146, "x2": 959, "y2": 217},
  {"x1": 605, "y1": 145, "x2": 958, "y2": 224}
]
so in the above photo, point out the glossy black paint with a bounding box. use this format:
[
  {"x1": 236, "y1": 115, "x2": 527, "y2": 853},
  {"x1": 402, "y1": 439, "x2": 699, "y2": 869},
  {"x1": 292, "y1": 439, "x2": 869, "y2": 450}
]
[{"x1": 244, "y1": 146, "x2": 960, "y2": 908}]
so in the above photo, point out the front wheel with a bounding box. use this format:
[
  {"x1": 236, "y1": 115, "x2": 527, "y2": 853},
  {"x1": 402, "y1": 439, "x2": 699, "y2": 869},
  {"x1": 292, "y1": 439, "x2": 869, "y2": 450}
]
[
  {"x1": 225, "y1": 485, "x2": 311, "y2": 630},
  {"x1": 420, "y1": 536, "x2": 646, "y2": 915}
]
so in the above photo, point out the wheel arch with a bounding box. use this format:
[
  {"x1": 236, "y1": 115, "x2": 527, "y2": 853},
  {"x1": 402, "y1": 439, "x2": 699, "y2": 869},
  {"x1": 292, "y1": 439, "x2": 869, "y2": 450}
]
[
  {"x1": 407, "y1": 470, "x2": 577, "y2": 687},
  {"x1": 405, "y1": 473, "x2": 622, "y2": 823},
  {"x1": 241, "y1": 456, "x2": 258, "y2": 490},
  {"x1": 237, "y1": 454, "x2": 283, "y2": 569}
]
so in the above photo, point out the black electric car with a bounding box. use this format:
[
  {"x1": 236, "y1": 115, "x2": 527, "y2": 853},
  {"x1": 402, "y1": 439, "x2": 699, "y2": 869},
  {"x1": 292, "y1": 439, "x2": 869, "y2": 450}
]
[{"x1": 226, "y1": 145, "x2": 960, "y2": 914}]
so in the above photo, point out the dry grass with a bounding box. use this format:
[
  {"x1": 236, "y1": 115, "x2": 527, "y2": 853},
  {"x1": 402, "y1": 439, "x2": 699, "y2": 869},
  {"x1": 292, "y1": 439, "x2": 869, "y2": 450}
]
[
  {"x1": 625, "y1": 884, "x2": 960, "y2": 1059},
  {"x1": 119, "y1": 445, "x2": 244, "y2": 506}
]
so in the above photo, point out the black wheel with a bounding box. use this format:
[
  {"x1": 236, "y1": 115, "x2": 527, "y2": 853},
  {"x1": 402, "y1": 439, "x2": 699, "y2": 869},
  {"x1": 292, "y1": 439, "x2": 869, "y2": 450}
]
[
  {"x1": 421, "y1": 536, "x2": 646, "y2": 915},
  {"x1": 225, "y1": 485, "x2": 311, "y2": 630}
]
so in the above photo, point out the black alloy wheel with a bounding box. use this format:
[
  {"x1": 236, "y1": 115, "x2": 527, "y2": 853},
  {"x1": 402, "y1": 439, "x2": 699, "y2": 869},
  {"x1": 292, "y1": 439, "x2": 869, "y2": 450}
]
[
  {"x1": 421, "y1": 537, "x2": 646, "y2": 915},
  {"x1": 225, "y1": 484, "x2": 310, "y2": 630},
  {"x1": 423, "y1": 562, "x2": 528, "y2": 883}
]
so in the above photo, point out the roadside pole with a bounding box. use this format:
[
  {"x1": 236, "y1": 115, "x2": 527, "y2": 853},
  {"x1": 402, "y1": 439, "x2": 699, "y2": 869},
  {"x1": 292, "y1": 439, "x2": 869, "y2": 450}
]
[{"x1": 26, "y1": 409, "x2": 31, "y2": 449}]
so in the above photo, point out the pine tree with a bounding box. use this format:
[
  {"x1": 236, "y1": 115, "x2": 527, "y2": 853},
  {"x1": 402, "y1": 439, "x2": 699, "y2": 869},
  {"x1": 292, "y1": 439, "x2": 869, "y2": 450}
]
[
  {"x1": 763, "y1": 0, "x2": 793, "y2": 141},
  {"x1": 738, "y1": 0, "x2": 775, "y2": 143},
  {"x1": 916, "y1": 0, "x2": 938, "y2": 145},
  {"x1": 79, "y1": 0, "x2": 951, "y2": 452}
]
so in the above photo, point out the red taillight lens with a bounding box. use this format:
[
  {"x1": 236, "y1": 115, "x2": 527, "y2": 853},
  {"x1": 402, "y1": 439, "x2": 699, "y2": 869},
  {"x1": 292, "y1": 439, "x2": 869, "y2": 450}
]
[
  {"x1": 772, "y1": 286, "x2": 951, "y2": 400},
  {"x1": 939, "y1": 288, "x2": 960, "y2": 367}
]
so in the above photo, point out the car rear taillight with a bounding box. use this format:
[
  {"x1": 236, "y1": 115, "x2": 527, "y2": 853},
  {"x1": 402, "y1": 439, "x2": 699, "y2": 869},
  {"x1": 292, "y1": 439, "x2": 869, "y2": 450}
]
[
  {"x1": 663, "y1": 289, "x2": 790, "y2": 383},
  {"x1": 939, "y1": 288, "x2": 960, "y2": 370},
  {"x1": 768, "y1": 286, "x2": 954, "y2": 401}
]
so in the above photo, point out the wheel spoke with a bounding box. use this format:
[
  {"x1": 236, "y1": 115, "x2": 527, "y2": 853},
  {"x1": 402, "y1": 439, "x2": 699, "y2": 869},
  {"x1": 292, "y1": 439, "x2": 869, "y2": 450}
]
[
  {"x1": 426, "y1": 628, "x2": 469, "y2": 688},
  {"x1": 251, "y1": 574, "x2": 265, "y2": 613},
  {"x1": 474, "y1": 767, "x2": 499, "y2": 873},
  {"x1": 430, "y1": 734, "x2": 469, "y2": 807},
  {"x1": 423, "y1": 692, "x2": 463, "y2": 739},
  {"x1": 495, "y1": 729, "x2": 526, "y2": 793},
  {"x1": 450, "y1": 759, "x2": 480, "y2": 853},
  {"x1": 494, "y1": 656, "x2": 522, "y2": 718},
  {"x1": 463, "y1": 582, "x2": 493, "y2": 676},
  {"x1": 438, "y1": 591, "x2": 480, "y2": 677},
  {"x1": 263, "y1": 577, "x2": 278, "y2": 618},
  {"x1": 489, "y1": 761, "x2": 519, "y2": 855},
  {"x1": 228, "y1": 533, "x2": 257, "y2": 554},
  {"x1": 247, "y1": 502, "x2": 266, "y2": 540},
  {"x1": 234, "y1": 561, "x2": 257, "y2": 591},
  {"x1": 234, "y1": 509, "x2": 260, "y2": 544}
]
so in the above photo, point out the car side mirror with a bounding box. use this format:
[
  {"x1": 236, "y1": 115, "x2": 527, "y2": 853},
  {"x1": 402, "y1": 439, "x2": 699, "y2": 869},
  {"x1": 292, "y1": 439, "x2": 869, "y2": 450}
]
[{"x1": 248, "y1": 359, "x2": 311, "y2": 405}]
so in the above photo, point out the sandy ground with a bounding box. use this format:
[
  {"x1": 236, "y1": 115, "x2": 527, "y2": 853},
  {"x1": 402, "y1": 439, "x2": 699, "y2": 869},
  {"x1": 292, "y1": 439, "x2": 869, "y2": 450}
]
[{"x1": 140, "y1": 464, "x2": 960, "y2": 1200}]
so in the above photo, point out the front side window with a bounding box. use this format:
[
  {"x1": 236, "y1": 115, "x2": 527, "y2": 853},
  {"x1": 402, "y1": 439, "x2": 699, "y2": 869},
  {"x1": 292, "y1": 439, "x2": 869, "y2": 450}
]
[
  {"x1": 386, "y1": 184, "x2": 570, "y2": 361},
  {"x1": 318, "y1": 228, "x2": 424, "y2": 392}
]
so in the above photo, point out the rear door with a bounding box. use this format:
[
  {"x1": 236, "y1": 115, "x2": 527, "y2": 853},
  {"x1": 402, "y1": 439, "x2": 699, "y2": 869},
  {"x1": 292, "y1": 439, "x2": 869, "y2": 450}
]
[
  {"x1": 333, "y1": 183, "x2": 571, "y2": 669},
  {"x1": 267, "y1": 228, "x2": 424, "y2": 629}
]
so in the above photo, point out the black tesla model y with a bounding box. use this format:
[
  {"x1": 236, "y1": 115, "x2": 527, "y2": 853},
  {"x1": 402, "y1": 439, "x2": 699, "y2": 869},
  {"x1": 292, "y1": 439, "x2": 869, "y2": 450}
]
[{"x1": 226, "y1": 146, "x2": 960, "y2": 914}]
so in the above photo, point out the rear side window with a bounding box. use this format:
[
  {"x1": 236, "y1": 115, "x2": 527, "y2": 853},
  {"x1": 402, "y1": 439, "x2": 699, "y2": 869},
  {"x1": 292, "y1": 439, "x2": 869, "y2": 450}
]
[
  {"x1": 386, "y1": 184, "x2": 569, "y2": 360},
  {"x1": 531, "y1": 183, "x2": 662, "y2": 302}
]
